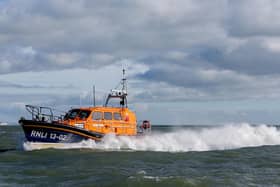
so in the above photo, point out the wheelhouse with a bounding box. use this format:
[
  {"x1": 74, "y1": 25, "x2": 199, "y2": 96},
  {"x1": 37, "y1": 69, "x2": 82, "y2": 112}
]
[{"x1": 61, "y1": 107, "x2": 137, "y2": 136}]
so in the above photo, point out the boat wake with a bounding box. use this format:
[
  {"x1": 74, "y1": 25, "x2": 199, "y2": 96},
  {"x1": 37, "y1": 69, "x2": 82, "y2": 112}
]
[{"x1": 23, "y1": 123, "x2": 280, "y2": 152}]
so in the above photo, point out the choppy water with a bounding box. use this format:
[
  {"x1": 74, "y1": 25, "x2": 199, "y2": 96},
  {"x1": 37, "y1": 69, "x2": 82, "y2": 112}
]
[{"x1": 1, "y1": 124, "x2": 280, "y2": 186}]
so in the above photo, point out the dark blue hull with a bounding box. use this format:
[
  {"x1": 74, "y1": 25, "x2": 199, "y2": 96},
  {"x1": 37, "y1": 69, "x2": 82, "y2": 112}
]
[{"x1": 19, "y1": 120, "x2": 104, "y2": 143}]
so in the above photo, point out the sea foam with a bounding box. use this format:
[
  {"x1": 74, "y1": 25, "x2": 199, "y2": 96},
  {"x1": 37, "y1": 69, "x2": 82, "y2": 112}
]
[{"x1": 23, "y1": 123, "x2": 280, "y2": 152}]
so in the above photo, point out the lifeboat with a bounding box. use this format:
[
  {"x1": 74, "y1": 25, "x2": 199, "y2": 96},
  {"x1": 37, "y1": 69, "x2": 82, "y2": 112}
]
[{"x1": 19, "y1": 69, "x2": 151, "y2": 144}]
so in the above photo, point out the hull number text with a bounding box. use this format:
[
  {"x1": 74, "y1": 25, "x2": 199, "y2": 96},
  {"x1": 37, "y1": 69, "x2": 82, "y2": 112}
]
[{"x1": 30, "y1": 130, "x2": 68, "y2": 141}]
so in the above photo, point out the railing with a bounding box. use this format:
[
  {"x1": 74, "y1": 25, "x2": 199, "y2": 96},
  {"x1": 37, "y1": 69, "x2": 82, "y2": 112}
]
[{"x1": 25, "y1": 105, "x2": 63, "y2": 122}]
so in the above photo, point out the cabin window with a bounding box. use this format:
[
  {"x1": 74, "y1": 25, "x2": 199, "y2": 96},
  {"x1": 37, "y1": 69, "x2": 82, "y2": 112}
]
[
  {"x1": 104, "y1": 112, "x2": 112, "y2": 120},
  {"x1": 78, "y1": 110, "x2": 91, "y2": 119},
  {"x1": 66, "y1": 110, "x2": 79, "y2": 119},
  {"x1": 113, "y1": 112, "x2": 122, "y2": 120},
  {"x1": 92, "y1": 112, "x2": 102, "y2": 120},
  {"x1": 64, "y1": 109, "x2": 90, "y2": 120}
]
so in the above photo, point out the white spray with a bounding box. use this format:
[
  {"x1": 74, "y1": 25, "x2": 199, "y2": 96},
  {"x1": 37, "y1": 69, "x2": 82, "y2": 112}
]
[{"x1": 23, "y1": 123, "x2": 280, "y2": 152}]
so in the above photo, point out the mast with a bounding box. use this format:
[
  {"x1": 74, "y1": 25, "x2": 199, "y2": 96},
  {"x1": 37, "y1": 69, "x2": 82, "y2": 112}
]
[
  {"x1": 122, "y1": 68, "x2": 127, "y2": 96},
  {"x1": 104, "y1": 68, "x2": 128, "y2": 107},
  {"x1": 121, "y1": 68, "x2": 127, "y2": 107}
]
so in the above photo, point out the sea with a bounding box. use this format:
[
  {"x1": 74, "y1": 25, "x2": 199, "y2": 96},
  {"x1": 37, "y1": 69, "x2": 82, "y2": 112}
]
[{"x1": 1, "y1": 123, "x2": 280, "y2": 187}]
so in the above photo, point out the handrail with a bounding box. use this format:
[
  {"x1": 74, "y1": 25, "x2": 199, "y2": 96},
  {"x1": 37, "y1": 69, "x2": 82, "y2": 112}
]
[{"x1": 25, "y1": 105, "x2": 63, "y2": 122}]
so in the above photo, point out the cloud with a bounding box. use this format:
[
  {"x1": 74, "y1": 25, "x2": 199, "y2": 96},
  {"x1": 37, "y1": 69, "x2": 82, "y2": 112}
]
[
  {"x1": 218, "y1": 41, "x2": 280, "y2": 75},
  {"x1": 0, "y1": 80, "x2": 74, "y2": 89},
  {"x1": 135, "y1": 58, "x2": 280, "y2": 101},
  {"x1": 1, "y1": 0, "x2": 279, "y2": 99},
  {"x1": 227, "y1": 0, "x2": 280, "y2": 37},
  {"x1": 1, "y1": 0, "x2": 280, "y2": 124},
  {"x1": 0, "y1": 0, "x2": 227, "y2": 74}
]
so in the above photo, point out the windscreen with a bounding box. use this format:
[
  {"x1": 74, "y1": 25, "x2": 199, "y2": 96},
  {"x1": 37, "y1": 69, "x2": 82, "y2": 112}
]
[{"x1": 64, "y1": 109, "x2": 91, "y2": 120}]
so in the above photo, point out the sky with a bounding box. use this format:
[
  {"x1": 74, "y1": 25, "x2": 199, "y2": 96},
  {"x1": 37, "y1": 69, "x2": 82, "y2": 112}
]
[{"x1": 1, "y1": 0, "x2": 280, "y2": 125}]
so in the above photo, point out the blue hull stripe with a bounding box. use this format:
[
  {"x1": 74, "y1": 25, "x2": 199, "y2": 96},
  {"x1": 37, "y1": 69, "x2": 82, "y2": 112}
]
[{"x1": 19, "y1": 120, "x2": 104, "y2": 143}]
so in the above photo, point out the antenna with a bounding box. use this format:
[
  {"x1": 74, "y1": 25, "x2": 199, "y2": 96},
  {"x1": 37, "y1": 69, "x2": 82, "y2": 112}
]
[
  {"x1": 93, "y1": 85, "x2": 96, "y2": 107},
  {"x1": 122, "y1": 68, "x2": 127, "y2": 94}
]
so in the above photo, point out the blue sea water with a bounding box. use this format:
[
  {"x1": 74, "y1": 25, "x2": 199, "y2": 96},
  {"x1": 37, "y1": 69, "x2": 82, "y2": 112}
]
[{"x1": 1, "y1": 124, "x2": 280, "y2": 186}]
